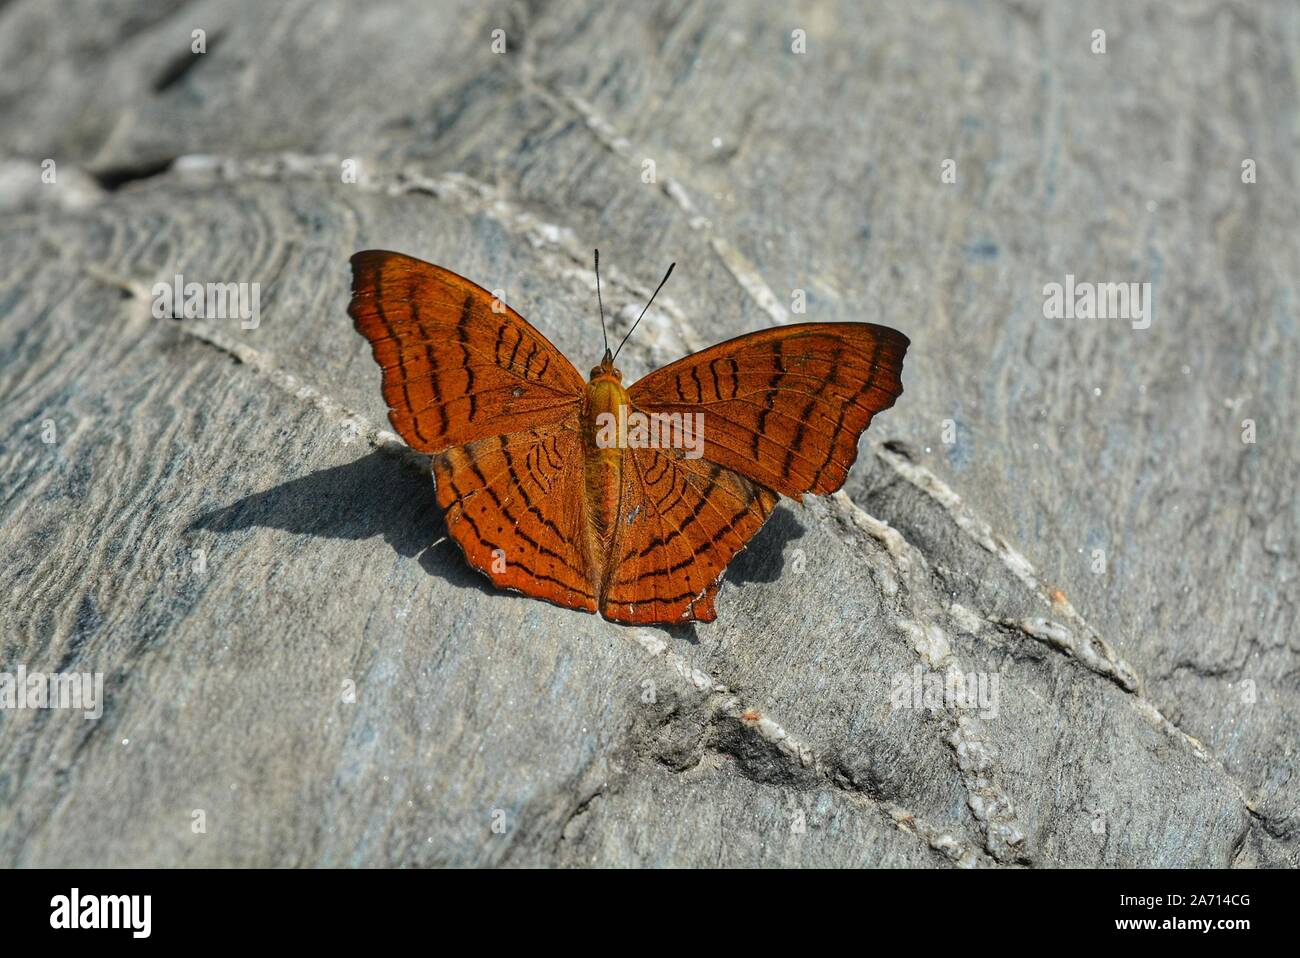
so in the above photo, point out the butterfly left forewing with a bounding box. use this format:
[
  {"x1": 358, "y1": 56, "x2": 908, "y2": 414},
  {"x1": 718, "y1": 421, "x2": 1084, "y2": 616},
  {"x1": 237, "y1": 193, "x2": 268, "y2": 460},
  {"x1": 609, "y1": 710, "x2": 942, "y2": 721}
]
[
  {"x1": 349, "y1": 250, "x2": 585, "y2": 453},
  {"x1": 601, "y1": 448, "x2": 778, "y2": 624},
  {"x1": 627, "y1": 322, "x2": 908, "y2": 499}
]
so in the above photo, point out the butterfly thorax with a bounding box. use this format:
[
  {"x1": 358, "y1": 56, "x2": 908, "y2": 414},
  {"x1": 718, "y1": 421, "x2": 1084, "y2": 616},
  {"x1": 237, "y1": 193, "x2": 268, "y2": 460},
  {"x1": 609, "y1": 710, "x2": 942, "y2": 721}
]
[{"x1": 583, "y1": 366, "x2": 628, "y2": 560}]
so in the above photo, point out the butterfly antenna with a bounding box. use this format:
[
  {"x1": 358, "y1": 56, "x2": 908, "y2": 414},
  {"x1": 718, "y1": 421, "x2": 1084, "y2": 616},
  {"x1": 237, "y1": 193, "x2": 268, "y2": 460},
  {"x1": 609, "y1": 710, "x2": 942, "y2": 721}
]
[
  {"x1": 594, "y1": 249, "x2": 610, "y2": 359},
  {"x1": 612, "y1": 262, "x2": 675, "y2": 363}
]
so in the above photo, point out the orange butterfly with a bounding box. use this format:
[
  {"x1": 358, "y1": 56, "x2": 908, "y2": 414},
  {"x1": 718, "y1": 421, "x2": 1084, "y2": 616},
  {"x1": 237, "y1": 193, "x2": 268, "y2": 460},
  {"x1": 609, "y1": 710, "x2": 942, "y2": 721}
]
[{"x1": 348, "y1": 250, "x2": 908, "y2": 624}]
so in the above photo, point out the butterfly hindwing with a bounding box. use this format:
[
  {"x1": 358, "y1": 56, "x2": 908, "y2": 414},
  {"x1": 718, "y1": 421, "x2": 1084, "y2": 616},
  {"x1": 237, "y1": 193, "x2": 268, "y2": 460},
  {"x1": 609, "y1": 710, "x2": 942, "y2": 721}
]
[
  {"x1": 434, "y1": 423, "x2": 599, "y2": 613},
  {"x1": 601, "y1": 447, "x2": 778, "y2": 624},
  {"x1": 627, "y1": 323, "x2": 908, "y2": 499},
  {"x1": 349, "y1": 250, "x2": 585, "y2": 453}
]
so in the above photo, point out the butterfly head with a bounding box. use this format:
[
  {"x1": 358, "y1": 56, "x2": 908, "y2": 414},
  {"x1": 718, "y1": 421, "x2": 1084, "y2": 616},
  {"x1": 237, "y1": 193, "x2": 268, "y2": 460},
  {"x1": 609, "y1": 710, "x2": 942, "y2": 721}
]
[{"x1": 590, "y1": 348, "x2": 622, "y2": 382}]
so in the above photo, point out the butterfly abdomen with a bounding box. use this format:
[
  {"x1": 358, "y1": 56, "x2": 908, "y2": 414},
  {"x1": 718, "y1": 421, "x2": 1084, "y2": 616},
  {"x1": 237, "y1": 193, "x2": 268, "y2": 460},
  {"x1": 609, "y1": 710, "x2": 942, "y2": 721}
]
[{"x1": 582, "y1": 372, "x2": 629, "y2": 566}]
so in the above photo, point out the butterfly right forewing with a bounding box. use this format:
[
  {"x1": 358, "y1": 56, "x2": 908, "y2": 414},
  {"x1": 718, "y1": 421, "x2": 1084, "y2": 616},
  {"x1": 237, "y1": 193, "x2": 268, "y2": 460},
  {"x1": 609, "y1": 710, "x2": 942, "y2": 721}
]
[{"x1": 627, "y1": 323, "x2": 908, "y2": 498}]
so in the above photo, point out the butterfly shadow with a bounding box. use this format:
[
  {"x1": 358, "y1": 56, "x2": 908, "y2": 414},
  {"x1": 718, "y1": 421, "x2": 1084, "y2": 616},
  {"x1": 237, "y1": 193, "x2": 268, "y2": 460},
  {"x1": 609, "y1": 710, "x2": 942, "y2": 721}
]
[
  {"x1": 640, "y1": 505, "x2": 807, "y2": 644},
  {"x1": 190, "y1": 452, "x2": 809, "y2": 630},
  {"x1": 724, "y1": 505, "x2": 807, "y2": 587},
  {"x1": 188, "y1": 450, "x2": 492, "y2": 596}
]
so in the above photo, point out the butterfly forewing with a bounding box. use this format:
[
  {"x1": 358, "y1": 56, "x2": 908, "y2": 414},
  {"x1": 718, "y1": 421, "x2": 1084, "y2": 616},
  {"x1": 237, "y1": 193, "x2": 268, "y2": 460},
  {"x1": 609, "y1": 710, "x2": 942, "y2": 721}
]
[
  {"x1": 348, "y1": 250, "x2": 585, "y2": 453},
  {"x1": 627, "y1": 323, "x2": 908, "y2": 499}
]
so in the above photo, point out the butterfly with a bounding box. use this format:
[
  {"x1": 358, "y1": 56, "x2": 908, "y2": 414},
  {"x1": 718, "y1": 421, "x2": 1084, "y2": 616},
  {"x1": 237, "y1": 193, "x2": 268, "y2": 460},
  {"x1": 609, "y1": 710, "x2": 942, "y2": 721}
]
[{"x1": 348, "y1": 249, "x2": 908, "y2": 625}]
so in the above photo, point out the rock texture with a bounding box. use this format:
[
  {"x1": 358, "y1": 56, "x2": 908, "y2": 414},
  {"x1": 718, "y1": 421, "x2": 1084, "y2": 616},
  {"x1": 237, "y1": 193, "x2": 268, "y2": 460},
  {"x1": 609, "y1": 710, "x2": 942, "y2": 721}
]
[{"x1": 0, "y1": 0, "x2": 1295, "y2": 867}]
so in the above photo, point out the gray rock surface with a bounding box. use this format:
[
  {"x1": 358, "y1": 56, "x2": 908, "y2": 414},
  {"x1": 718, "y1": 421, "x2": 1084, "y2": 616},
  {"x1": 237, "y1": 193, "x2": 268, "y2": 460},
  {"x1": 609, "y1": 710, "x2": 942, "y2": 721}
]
[{"x1": 0, "y1": 0, "x2": 1295, "y2": 867}]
